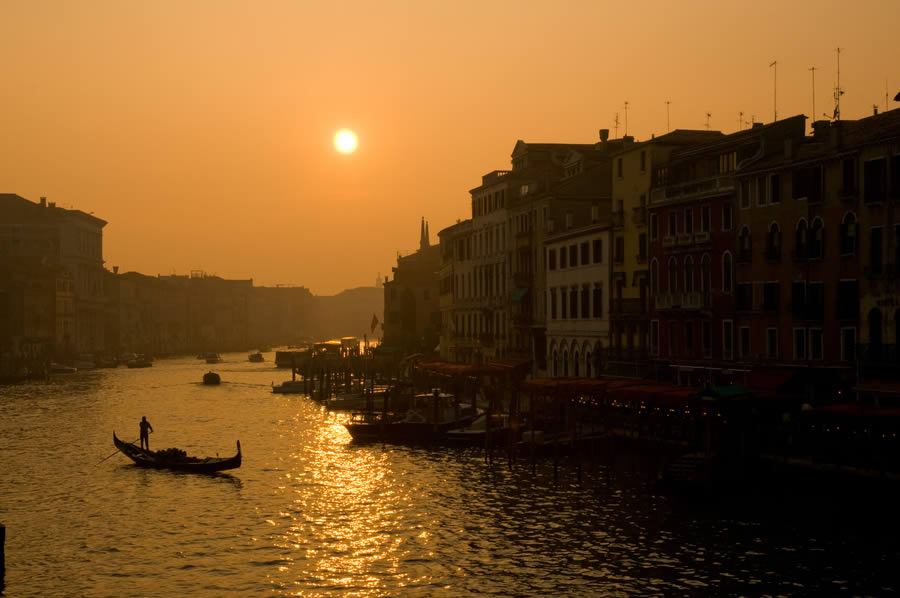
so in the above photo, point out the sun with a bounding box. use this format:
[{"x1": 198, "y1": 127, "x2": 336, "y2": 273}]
[{"x1": 334, "y1": 129, "x2": 358, "y2": 154}]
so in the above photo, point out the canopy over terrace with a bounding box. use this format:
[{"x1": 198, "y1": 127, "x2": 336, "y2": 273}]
[{"x1": 519, "y1": 378, "x2": 700, "y2": 409}]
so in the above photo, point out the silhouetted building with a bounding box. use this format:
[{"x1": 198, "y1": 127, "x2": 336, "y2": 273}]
[
  {"x1": 437, "y1": 218, "x2": 473, "y2": 361},
  {"x1": 383, "y1": 218, "x2": 440, "y2": 353}
]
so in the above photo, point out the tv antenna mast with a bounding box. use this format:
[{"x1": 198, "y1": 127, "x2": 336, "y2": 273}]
[
  {"x1": 705, "y1": 112, "x2": 712, "y2": 131},
  {"x1": 614, "y1": 112, "x2": 620, "y2": 138},
  {"x1": 829, "y1": 47, "x2": 844, "y2": 120},
  {"x1": 769, "y1": 60, "x2": 778, "y2": 121},
  {"x1": 665, "y1": 100, "x2": 671, "y2": 132},
  {"x1": 808, "y1": 66, "x2": 817, "y2": 123},
  {"x1": 624, "y1": 101, "x2": 629, "y2": 136}
]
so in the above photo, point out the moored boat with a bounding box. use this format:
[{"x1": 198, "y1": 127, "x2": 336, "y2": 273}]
[
  {"x1": 112, "y1": 433, "x2": 241, "y2": 473},
  {"x1": 445, "y1": 412, "x2": 511, "y2": 444},
  {"x1": 344, "y1": 391, "x2": 478, "y2": 442},
  {"x1": 126, "y1": 357, "x2": 152, "y2": 368},
  {"x1": 202, "y1": 371, "x2": 221, "y2": 385},
  {"x1": 50, "y1": 363, "x2": 77, "y2": 374},
  {"x1": 204, "y1": 353, "x2": 222, "y2": 364},
  {"x1": 272, "y1": 380, "x2": 306, "y2": 394},
  {"x1": 248, "y1": 352, "x2": 264, "y2": 363}
]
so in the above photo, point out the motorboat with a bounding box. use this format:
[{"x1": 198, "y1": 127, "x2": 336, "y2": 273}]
[
  {"x1": 50, "y1": 363, "x2": 77, "y2": 374},
  {"x1": 126, "y1": 357, "x2": 152, "y2": 368},
  {"x1": 248, "y1": 352, "x2": 264, "y2": 363},
  {"x1": 445, "y1": 413, "x2": 511, "y2": 444},
  {"x1": 272, "y1": 380, "x2": 306, "y2": 394},
  {"x1": 204, "y1": 353, "x2": 222, "y2": 364},
  {"x1": 203, "y1": 371, "x2": 221, "y2": 385},
  {"x1": 344, "y1": 391, "x2": 478, "y2": 442}
]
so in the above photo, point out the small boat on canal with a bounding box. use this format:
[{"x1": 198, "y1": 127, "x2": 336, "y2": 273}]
[
  {"x1": 272, "y1": 380, "x2": 306, "y2": 394},
  {"x1": 248, "y1": 351, "x2": 264, "y2": 363},
  {"x1": 202, "y1": 371, "x2": 221, "y2": 385},
  {"x1": 112, "y1": 433, "x2": 241, "y2": 473},
  {"x1": 204, "y1": 353, "x2": 222, "y2": 364},
  {"x1": 125, "y1": 357, "x2": 152, "y2": 368}
]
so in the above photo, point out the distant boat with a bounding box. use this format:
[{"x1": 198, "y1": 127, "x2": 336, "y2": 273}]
[
  {"x1": 248, "y1": 352, "x2": 264, "y2": 363},
  {"x1": 204, "y1": 353, "x2": 222, "y2": 364},
  {"x1": 272, "y1": 380, "x2": 306, "y2": 394},
  {"x1": 112, "y1": 433, "x2": 241, "y2": 473},
  {"x1": 50, "y1": 363, "x2": 77, "y2": 374},
  {"x1": 126, "y1": 358, "x2": 152, "y2": 368},
  {"x1": 203, "y1": 371, "x2": 221, "y2": 385}
]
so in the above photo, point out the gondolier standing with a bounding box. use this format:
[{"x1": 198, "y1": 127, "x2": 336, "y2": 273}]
[{"x1": 139, "y1": 416, "x2": 153, "y2": 451}]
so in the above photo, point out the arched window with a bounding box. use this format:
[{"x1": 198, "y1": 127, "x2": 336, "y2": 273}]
[
  {"x1": 766, "y1": 222, "x2": 782, "y2": 261},
  {"x1": 650, "y1": 259, "x2": 659, "y2": 294},
  {"x1": 573, "y1": 349, "x2": 580, "y2": 377},
  {"x1": 810, "y1": 218, "x2": 825, "y2": 260},
  {"x1": 563, "y1": 349, "x2": 569, "y2": 377},
  {"x1": 722, "y1": 252, "x2": 733, "y2": 293},
  {"x1": 701, "y1": 253, "x2": 711, "y2": 294},
  {"x1": 684, "y1": 255, "x2": 694, "y2": 293},
  {"x1": 738, "y1": 226, "x2": 752, "y2": 262},
  {"x1": 668, "y1": 256, "x2": 678, "y2": 293},
  {"x1": 795, "y1": 219, "x2": 809, "y2": 260},
  {"x1": 840, "y1": 212, "x2": 858, "y2": 256},
  {"x1": 552, "y1": 350, "x2": 559, "y2": 377},
  {"x1": 585, "y1": 350, "x2": 592, "y2": 378}
]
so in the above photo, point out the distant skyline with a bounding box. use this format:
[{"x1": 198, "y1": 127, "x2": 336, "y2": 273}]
[{"x1": 1, "y1": 0, "x2": 898, "y2": 294}]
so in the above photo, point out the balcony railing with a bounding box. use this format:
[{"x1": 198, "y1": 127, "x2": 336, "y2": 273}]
[
  {"x1": 681, "y1": 292, "x2": 709, "y2": 310},
  {"x1": 693, "y1": 231, "x2": 710, "y2": 244},
  {"x1": 654, "y1": 293, "x2": 681, "y2": 310},
  {"x1": 650, "y1": 175, "x2": 735, "y2": 204},
  {"x1": 677, "y1": 233, "x2": 693, "y2": 246},
  {"x1": 662, "y1": 235, "x2": 676, "y2": 247}
]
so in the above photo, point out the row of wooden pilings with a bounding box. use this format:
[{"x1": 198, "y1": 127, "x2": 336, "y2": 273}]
[{"x1": 287, "y1": 353, "x2": 402, "y2": 400}]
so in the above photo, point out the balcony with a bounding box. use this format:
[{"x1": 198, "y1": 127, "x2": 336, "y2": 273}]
[
  {"x1": 611, "y1": 210, "x2": 624, "y2": 228},
  {"x1": 677, "y1": 233, "x2": 693, "y2": 246},
  {"x1": 662, "y1": 235, "x2": 676, "y2": 247},
  {"x1": 632, "y1": 207, "x2": 646, "y2": 226},
  {"x1": 681, "y1": 292, "x2": 709, "y2": 310},
  {"x1": 654, "y1": 293, "x2": 681, "y2": 310},
  {"x1": 693, "y1": 231, "x2": 710, "y2": 244},
  {"x1": 650, "y1": 175, "x2": 735, "y2": 204}
]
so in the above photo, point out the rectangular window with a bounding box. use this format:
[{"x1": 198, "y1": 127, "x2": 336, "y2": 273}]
[
  {"x1": 702, "y1": 320, "x2": 712, "y2": 358},
  {"x1": 842, "y1": 158, "x2": 856, "y2": 195},
  {"x1": 580, "y1": 242, "x2": 589, "y2": 265},
  {"x1": 684, "y1": 208, "x2": 693, "y2": 234},
  {"x1": 763, "y1": 281, "x2": 780, "y2": 311},
  {"x1": 807, "y1": 282, "x2": 825, "y2": 320},
  {"x1": 592, "y1": 239, "x2": 602, "y2": 263},
  {"x1": 560, "y1": 247, "x2": 567, "y2": 269},
  {"x1": 668, "y1": 321, "x2": 677, "y2": 357},
  {"x1": 640, "y1": 150, "x2": 646, "y2": 172},
  {"x1": 650, "y1": 320, "x2": 659, "y2": 355},
  {"x1": 723, "y1": 320, "x2": 734, "y2": 360},
  {"x1": 841, "y1": 327, "x2": 856, "y2": 362},
  {"x1": 756, "y1": 176, "x2": 768, "y2": 206},
  {"x1": 864, "y1": 158, "x2": 887, "y2": 203},
  {"x1": 722, "y1": 203, "x2": 733, "y2": 231},
  {"x1": 736, "y1": 283, "x2": 753, "y2": 311},
  {"x1": 570, "y1": 286, "x2": 578, "y2": 319},
  {"x1": 593, "y1": 283, "x2": 603, "y2": 318},
  {"x1": 548, "y1": 249, "x2": 557, "y2": 270},
  {"x1": 614, "y1": 237, "x2": 625, "y2": 263},
  {"x1": 740, "y1": 179, "x2": 751, "y2": 209},
  {"x1": 560, "y1": 288, "x2": 567, "y2": 319},
  {"x1": 638, "y1": 233, "x2": 647, "y2": 260},
  {"x1": 739, "y1": 326, "x2": 751, "y2": 359},
  {"x1": 581, "y1": 285, "x2": 589, "y2": 318},
  {"x1": 810, "y1": 328, "x2": 823, "y2": 360},
  {"x1": 766, "y1": 328, "x2": 778, "y2": 359},
  {"x1": 769, "y1": 173, "x2": 781, "y2": 203},
  {"x1": 668, "y1": 211, "x2": 676, "y2": 236},
  {"x1": 793, "y1": 328, "x2": 807, "y2": 360},
  {"x1": 650, "y1": 213, "x2": 658, "y2": 240},
  {"x1": 836, "y1": 280, "x2": 859, "y2": 320},
  {"x1": 569, "y1": 245, "x2": 577, "y2": 267},
  {"x1": 701, "y1": 206, "x2": 711, "y2": 232},
  {"x1": 891, "y1": 155, "x2": 900, "y2": 199},
  {"x1": 685, "y1": 321, "x2": 694, "y2": 356},
  {"x1": 550, "y1": 288, "x2": 557, "y2": 319},
  {"x1": 871, "y1": 227, "x2": 883, "y2": 275},
  {"x1": 791, "y1": 281, "x2": 806, "y2": 316}
]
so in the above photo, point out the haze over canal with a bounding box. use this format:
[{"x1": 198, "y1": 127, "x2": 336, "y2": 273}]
[{"x1": 1, "y1": 354, "x2": 897, "y2": 596}]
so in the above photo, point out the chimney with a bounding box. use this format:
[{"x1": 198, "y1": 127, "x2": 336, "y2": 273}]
[
  {"x1": 598, "y1": 129, "x2": 609, "y2": 142},
  {"x1": 113, "y1": 266, "x2": 119, "y2": 274},
  {"x1": 811, "y1": 120, "x2": 829, "y2": 140},
  {"x1": 40, "y1": 196, "x2": 46, "y2": 207}
]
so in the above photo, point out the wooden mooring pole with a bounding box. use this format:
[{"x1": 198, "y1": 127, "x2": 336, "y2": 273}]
[{"x1": 1, "y1": 522, "x2": 5, "y2": 591}]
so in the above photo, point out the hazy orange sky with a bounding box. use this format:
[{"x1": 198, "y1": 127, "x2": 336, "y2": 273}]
[{"x1": 2, "y1": 1, "x2": 898, "y2": 294}]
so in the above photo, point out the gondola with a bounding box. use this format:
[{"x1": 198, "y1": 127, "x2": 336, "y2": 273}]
[{"x1": 112, "y1": 433, "x2": 241, "y2": 473}]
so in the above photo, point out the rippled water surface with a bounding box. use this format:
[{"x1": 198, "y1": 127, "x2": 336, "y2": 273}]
[{"x1": 2, "y1": 354, "x2": 898, "y2": 597}]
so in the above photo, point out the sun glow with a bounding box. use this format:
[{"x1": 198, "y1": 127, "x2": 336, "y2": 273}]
[{"x1": 334, "y1": 129, "x2": 358, "y2": 154}]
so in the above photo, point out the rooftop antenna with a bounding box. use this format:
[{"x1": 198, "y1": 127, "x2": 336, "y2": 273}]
[
  {"x1": 739, "y1": 111, "x2": 744, "y2": 131},
  {"x1": 665, "y1": 100, "x2": 671, "y2": 132},
  {"x1": 624, "y1": 101, "x2": 629, "y2": 136},
  {"x1": 614, "y1": 112, "x2": 620, "y2": 138},
  {"x1": 809, "y1": 66, "x2": 817, "y2": 125},
  {"x1": 830, "y1": 47, "x2": 844, "y2": 120},
  {"x1": 769, "y1": 60, "x2": 778, "y2": 121},
  {"x1": 705, "y1": 112, "x2": 712, "y2": 131},
  {"x1": 886, "y1": 79, "x2": 890, "y2": 113}
]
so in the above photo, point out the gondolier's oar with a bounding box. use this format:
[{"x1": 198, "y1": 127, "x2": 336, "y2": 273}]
[{"x1": 96, "y1": 438, "x2": 140, "y2": 465}]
